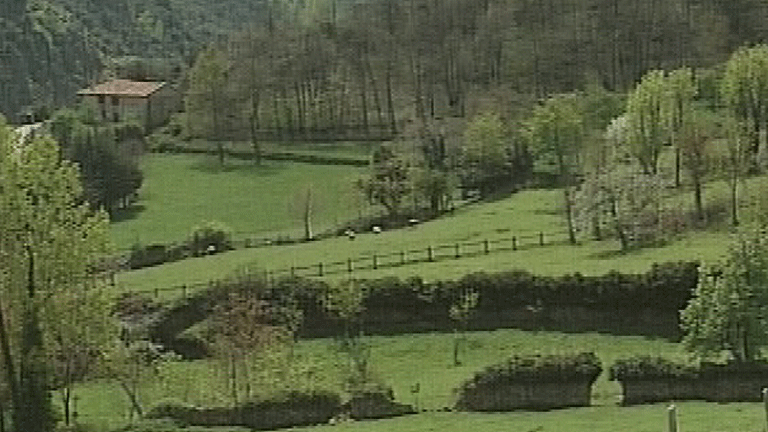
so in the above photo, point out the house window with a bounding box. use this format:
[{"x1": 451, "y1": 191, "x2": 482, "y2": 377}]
[
  {"x1": 113, "y1": 112, "x2": 120, "y2": 122},
  {"x1": 112, "y1": 96, "x2": 119, "y2": 106}
]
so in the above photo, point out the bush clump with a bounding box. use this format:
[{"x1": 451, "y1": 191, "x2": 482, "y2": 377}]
[
  {"x1": 189, "y1": 221, "x2": 233, "y2": 256},
  {"x1": 609, "y1": 356, "x2": 697, "y2": 381},
  {"x1": 462, "y1": 352, "x2": 603, "y2": 387}
]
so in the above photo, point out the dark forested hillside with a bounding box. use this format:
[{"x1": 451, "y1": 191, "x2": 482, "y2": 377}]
[
  {"x1": 0, "y1": 0, "x2": 268, "y2": 121},
  {"x1": 181, "y1": 0, "x2": 768, "y2": 144},
  {"x1": 5, "y1": 0, "x2": 768, "y2": 125}
]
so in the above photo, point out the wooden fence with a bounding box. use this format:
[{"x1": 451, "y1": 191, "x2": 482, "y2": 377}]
[{"x1": 129, "y1": 229, "x2": 572, "y2": 301}]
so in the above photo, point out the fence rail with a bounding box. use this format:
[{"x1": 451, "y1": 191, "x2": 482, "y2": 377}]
[{"x1": 127, "y1": 229, "x2": 573, "y2": 301}]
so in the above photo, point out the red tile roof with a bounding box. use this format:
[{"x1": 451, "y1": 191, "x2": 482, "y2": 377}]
[{"x1": 77, "y1": 79, "x2": 166, "y2": 98}]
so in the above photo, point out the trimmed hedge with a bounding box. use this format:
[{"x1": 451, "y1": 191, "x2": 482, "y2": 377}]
[
  {"x1": 149, "y1": 262, "x2": 700, "y2": 357},
  {"x1": 147, "y1": 390, "x2": 342, "y2": 429},
  {"x1": 610, "y1": 357, "x2": 768, "y2": 404},
  {"x1": 455, "y1": 352, "x2": 602, "y2": 411}
]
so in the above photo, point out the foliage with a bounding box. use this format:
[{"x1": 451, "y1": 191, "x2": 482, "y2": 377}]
[
  {"x1": 608, "y1": 356, "x2": 697, "y2": 381},
  {"x1": 449, "y1": 288, "x2": 479, "y2": 366},
  {"x1": 681, "y1": 227, "x2": 768, "y2": 362},
  {"x1": 459, "y1": 113, "x2": 515, "y2": 197},
  {"x1": 43, "y1": 284, "x2": 119, "y2": 426},
  {"x1": 49, "y1": 108, "x2": 143, "y2": 214},
  {"x1": 459, "y1": 352, "x2": 602, "y2": 387},
  {"x1": 720, "y1": 44, "x2": 768, "y2": 164},
  {"x1": 189, "y1": 220, "x2": 232, "y2": 256},
  {"x1": 357, "y1": 145, "x2": 411, "y2": 217},
  {"x1": 526, "y1": 94, "x2": 584, "y2": 244},
  {"x1": 0, "y1": 115, "x2": 111, "y2": 432},
  {"x1": 625, "y1": 70, "x2": 668, "y2": 175},
  {"x1": 185, "y1": 47, "x2": 232, "y2": 165}
]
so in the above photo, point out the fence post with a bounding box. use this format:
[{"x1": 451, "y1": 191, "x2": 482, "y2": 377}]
[
  {"x1": 667, "y1": 404, "x2": 678, "y2": 432},
  {"x1": 763, "y1": 388, "x2": 768, "y2": 432},
  {"x1": 484, "y1": 239, "x2": 489, "y2": 254},
  {"x1": 427, "y1": 246, "x2": 434, "y2": 262},
  {"x1": 373, "y1": 254, "x2": 378, "y2": 270},
  {"x1": 291, "y1": 266, "x2": 296, "y2": 277},
  {"x1": 539, "y1": 232, "x2": 544, "y2": 246},
  {"x1": 154, "y1": 288, "x2": 159, "y2": 299},
  {"x1": 512, "y1": 237, "x2": 517, "y2": 251},
  {"x1": 182, "y1": 284, "x2": 187, "y2": 299},
  {"x1": 454, "y1": 243, "x2": 460, "y2": 258},
  {"x1": 318, "y1": 262, "x2": 324, "y2": 277},
  {"x1": 400, "y1": 251, "x2": 406, "y2": 265}
]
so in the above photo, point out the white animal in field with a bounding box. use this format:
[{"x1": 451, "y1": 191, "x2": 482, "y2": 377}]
[{"x1": 372, "y1": 226, "x2": 382, "y2": 234}]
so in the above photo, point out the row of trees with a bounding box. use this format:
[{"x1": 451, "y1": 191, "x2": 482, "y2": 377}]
[
  {"x1": 183, "y1": 0, "x2": 768, "y2": 146},
  {"x1": 49, "y1": 107, "x2": 144, "y2": 215}
]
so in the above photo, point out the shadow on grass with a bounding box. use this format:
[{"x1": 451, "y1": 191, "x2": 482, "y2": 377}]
[
  {"x1": 110, "y1": 204, "x2": 146, "y2": 223},
  {"x1": 189, "y1": 156, "x2": 287, "y2": 177}
]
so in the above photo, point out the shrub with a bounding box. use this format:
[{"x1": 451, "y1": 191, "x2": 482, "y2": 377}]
[
  {"x1": 189, "y1": 221, "x2": 233, "y2": 256},
  {"x1": 127, "y1": 243, "x2": 168, "y2": 269},
  {"x1": 461, "y1": 352, "x2": 602, "y2": 388},
  {"x1": 609, "y1": 356, "x2": 697, "y2": 381},
  {"x1": 455, "y1": 352, "x2": 602, "y2": 411},
  {"x1": 112, "y1": 419, "x2": 183, "y2": 432}
]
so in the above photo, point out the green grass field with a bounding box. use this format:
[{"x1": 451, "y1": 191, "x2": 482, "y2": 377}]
[
  {"x1": 109, "y1": 154, "x2": 367, "y2": 249},
  {"x1": 72, "y1": 329, "x2": 768, "y2": 432},
  {"x1": 114, "y1": 182, "x2": 746, "y2": 299}
]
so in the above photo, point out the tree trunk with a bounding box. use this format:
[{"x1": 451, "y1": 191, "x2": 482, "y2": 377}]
[
  {"x1": 730, "y1": 174, "x2": 739, "y2": 227},
  {"x1": 304, "y1": 187, "x2": 313, "y2": 241},
  {"x1": 611, "y1": 198, "x2": 629, "y2": 251},
  {"x1": 0, "y1": 300, "x2": 18, "y2": 426},
  {"x1": 358, "y1": 59, "x2": 369, "y2": 137},
  {"x1": 693, "y1": 176, "x2": 704, "y2": 223},
  {"x1": 116, "y1": 377, "x2": 143, "y2": 418},
  {"x1": 365, "y1": 57, "x2": 384, "y2": 134},
  {"x1": 386, "y1": 62, "x2": 397, "y2": 134},
  {"x1": 250, "y1": 91, "x2": 261, "y2": 165},
  {"x1": 557, "y1": 152, "x2": 576, "y2": 244}
]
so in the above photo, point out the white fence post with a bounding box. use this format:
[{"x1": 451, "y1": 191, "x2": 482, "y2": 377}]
[{"x1": 668, "y1": 404, "x2": 678, "y2": 432}]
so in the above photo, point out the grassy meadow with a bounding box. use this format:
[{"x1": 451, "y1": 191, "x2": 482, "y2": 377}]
[
  {"x1": 71, "y1": 329, "x2": 768, "y2": 432},
  {"x1": 109, "y1": 153, "x2": 367, "y2": 248},
  {"x1": 113, "y1": 175, "x2": 763, "y2": 299}
]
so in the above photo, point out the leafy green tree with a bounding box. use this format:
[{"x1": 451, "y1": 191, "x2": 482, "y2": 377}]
[
  {"x1": 449, "y1": 289, "x2": 478, "y2": 367},
  {"x1": 715, "y1": 114, "x2": 752, "y2": 227},
  {"x1": 323, "y1": 279, "x2": 371, "y2": 391},
  {"x1": 626, "y1": 70, "x2": 668, "y2": 175},
  {"x1": 459, "y1": 112, "x2": 513, "y2": 198},
  {"x1": 208, "y1": 289, "x2": 290, "y2": 406},
  {"x1": 526, "y1": 94, "x2": 584, "y2": 244},
  {"x1": 0, "y1": 115, "x2": 111, "y2": 432},
  {"x1": 50, "y1": 108, "x2": 143, "y2": 214},
  {"x1": 721, "y1": 44, "x2": 768, "y2": 167},
  {"x1": 357, "y1": 145, "x2": 411, "y2": 217},
  {"x1": 185, "y1": 47, "x2": 231, "y2": 166},
  {"x1": 679, "y1": 109, "x2": 714, "y2": 223},
  {"x1": 664, "y1": 67, "x2": 698, "y2": 187},
  {"x1": 44, "y1": 285, "x2": 118, "y2": 426},
  {"x1": 681, "y1": 227, "x2": 768, "y2": 362}
]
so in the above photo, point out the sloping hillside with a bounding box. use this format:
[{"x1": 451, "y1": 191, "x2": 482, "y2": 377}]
[{"x1": 0, "y1": 0, "x2": 267, "y2": 121}]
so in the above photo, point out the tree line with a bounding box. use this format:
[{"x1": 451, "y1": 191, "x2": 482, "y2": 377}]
[{"x1": 184, "y1": 0, "x2": 768, "y2": 142}]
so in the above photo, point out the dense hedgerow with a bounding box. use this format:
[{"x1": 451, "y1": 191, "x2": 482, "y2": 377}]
[
  {"x1": 460, "y1": 352, "x2": 603, "y2": 388},
  {"x1": 609, "y1": 356, "x2": 697, "y2": 381}
]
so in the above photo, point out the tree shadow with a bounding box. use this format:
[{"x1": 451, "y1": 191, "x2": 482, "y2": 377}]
[
  {"x1": 189, "y1": 156, "x2": 287, "y2": 177},
  {"x1": 111, "y1": 204, "x2": 146, "y2": 223}
]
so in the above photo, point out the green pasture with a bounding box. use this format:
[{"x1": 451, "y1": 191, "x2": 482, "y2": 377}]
[
  {"x1": 70, "y1": 329, "x2": 767, "y2": 432},
  {"x1": 109, "y1": 154, "x2": 367, "y2": 249},
  {"x1": 114, "y1": 177, "x2": 755, "y2": 299}
]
